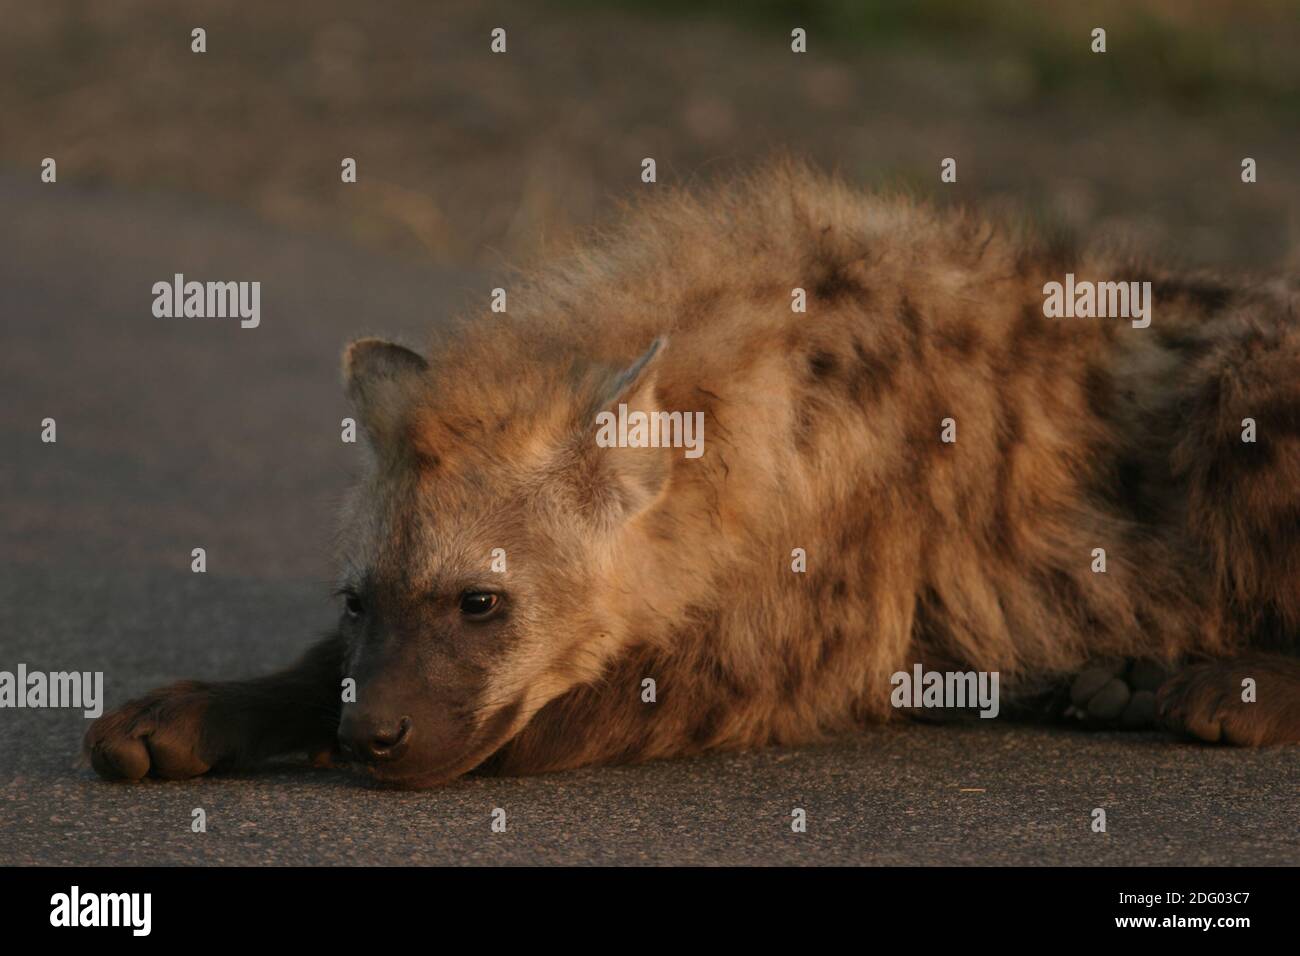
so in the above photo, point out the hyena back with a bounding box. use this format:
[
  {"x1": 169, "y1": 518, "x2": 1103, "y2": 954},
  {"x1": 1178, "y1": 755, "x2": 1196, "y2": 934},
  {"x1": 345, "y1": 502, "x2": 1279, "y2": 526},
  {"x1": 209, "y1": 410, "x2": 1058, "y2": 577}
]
[{"x1": 87, "y1": 163, "x2": 1300, "y2": 787}]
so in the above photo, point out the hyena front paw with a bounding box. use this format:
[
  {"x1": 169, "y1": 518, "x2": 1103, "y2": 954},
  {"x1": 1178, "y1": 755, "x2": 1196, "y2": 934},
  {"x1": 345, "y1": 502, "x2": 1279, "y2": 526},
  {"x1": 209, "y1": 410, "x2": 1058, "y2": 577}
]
[
  {"x1": 1064, "y1": 658, "x2": 1169, "y2": 729},
  {"x1": 1157, "y1": 656, "x2": 1300, "y2": 746},
  {"x1": 84, "y1": 681, "x2": 225, "y2": 781}
]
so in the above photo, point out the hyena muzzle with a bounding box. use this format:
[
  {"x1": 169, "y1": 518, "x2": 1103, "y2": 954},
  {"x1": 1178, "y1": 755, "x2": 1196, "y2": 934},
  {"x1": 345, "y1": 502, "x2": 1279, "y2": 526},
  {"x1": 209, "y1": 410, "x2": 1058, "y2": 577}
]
[{"x1": 86, "y1": 164, "x2": 1300, "y2": 788}]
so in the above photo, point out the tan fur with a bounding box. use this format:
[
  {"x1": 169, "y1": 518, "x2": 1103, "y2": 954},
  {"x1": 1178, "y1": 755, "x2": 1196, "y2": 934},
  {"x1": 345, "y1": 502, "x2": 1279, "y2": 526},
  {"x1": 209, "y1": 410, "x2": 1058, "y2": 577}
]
[
  {"x1": 333, "y1": 162, "x2": 1300, "y2": 778},
  {"x1": 85, "y1": 162, "x2": 1300, "y2": 788}
]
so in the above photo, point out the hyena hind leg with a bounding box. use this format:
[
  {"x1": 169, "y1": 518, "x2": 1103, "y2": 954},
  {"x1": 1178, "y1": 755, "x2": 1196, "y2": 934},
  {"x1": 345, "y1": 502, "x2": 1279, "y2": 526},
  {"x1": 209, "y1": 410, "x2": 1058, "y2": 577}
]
[
  {"x1": 1173, "y1": 307, "x2": 1300, "y2": 644},
  {"x1": 1157, "y1": 654, "x2": 1300, "y2": 746},
  {"x1": 1062, "y1": 658, "x2": 1171, "y2": 729},
  {"x1": 1029, "y1": 655, "x2": 1300, "y2": 745}
]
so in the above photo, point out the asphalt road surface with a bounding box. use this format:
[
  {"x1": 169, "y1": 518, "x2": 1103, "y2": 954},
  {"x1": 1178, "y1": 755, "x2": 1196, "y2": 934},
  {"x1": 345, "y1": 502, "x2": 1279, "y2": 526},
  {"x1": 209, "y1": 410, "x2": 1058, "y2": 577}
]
[{"x1": 1, "y1": 175, "x2": 1297, "y2": 866}]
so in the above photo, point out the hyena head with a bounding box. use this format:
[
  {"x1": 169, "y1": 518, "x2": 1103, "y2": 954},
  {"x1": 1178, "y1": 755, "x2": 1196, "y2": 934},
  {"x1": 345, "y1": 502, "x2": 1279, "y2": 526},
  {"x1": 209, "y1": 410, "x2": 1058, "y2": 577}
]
[{"x1": 333, "y1": 334, "x2": 670, "y2": 787}]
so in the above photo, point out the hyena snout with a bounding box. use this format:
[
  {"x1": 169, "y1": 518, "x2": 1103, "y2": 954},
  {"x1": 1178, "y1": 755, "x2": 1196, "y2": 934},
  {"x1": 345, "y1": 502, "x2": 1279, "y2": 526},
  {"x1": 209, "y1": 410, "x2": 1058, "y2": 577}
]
[{"x1": 338, "y1": 711, "x2": 413, "y2": 764}]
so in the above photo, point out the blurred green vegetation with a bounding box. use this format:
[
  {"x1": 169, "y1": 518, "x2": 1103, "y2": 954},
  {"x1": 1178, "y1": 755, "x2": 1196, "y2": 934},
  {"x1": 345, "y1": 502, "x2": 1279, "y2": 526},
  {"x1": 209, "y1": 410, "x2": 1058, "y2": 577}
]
[
  {"x1": 560, "y1": 0, "x2": 1300, "y2": 110},
  {"x1": 5, "y1": 0, "x2": 1292, "y2": 269}
]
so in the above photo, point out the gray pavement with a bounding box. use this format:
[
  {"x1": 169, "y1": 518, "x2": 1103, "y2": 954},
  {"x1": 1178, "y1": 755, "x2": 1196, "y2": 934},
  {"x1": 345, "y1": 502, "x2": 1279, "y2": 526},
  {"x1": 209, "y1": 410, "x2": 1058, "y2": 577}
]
[{"x1": 1, "y1": 174, "x2": 1297, "y2": 866}]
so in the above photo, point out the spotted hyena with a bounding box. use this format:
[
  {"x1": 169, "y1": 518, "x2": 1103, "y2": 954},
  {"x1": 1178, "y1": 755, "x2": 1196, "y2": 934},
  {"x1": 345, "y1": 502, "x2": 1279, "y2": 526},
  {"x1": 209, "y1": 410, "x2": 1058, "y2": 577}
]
[{"x1": 86, "y1": 163, "x2": 1300, "y2": 788}]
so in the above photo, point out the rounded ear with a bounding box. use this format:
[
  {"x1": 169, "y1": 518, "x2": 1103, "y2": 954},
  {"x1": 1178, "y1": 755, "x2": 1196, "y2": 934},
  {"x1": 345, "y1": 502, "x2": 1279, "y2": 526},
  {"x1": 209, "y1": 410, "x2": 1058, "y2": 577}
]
[
  {"x1": 595, "y1": 336, "x2": 668, "y2": 412},
  {"x1": 342, "y1": 338, "x2": 429, "y2": 449},
  {"x1": 583, "y1": 337, "x2": 674, "y2": 526}
]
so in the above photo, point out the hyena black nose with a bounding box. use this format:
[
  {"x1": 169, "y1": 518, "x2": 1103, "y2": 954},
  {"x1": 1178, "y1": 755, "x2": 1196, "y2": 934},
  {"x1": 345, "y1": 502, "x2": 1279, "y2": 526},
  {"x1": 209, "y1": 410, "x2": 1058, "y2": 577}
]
[{"x1": 341, "y1": 715, "x2": 413, "y2": 763}]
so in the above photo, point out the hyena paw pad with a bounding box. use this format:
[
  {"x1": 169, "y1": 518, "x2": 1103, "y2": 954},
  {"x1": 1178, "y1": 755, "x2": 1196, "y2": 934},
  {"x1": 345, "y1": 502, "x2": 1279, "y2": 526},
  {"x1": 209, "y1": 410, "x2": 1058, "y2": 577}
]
[
  {"x1": 83, "y1": 681, "x2": 219, "y2": 781},
  {"x1": 1065, "y1": 659, "x2": 1165, "y2": 728}
]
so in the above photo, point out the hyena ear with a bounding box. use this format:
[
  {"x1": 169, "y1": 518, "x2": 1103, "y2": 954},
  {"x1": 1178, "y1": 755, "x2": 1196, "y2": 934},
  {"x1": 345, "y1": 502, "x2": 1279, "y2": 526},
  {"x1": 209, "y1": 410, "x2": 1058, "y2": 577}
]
[
  {"x1": 585, "y1": 337, "x2": 672, "y2": 524},
  {"x1": 596, "y1": 336, "x2": 666, "y2": 411},
  {"x1": 342, "y1": 338, "x2": 429, "y2": 450}
]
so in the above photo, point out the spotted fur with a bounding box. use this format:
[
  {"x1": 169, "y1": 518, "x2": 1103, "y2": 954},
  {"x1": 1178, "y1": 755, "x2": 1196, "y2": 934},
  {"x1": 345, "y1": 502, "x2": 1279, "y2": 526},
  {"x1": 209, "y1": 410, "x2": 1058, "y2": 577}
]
[{"x1": 86, "y1": 162, "x2": 1300, "y2": 787}]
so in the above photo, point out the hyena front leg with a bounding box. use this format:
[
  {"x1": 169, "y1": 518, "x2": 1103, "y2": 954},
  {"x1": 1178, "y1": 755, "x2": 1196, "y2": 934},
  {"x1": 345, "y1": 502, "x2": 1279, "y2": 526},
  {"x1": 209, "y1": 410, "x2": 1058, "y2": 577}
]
[{"x1": 85, "y1": 633, "x2": 345, "y2": 781}]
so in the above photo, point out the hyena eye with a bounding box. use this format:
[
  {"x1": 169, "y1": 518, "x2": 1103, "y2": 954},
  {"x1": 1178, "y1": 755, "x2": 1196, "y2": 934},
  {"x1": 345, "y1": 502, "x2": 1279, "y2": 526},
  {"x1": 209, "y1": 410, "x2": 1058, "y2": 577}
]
[
  {"x1": 343, "y1": 593, "x2": 365, "y2": 620},
  {"x1": 459, "y1": 591, "x2": 501, "y2": 619}
]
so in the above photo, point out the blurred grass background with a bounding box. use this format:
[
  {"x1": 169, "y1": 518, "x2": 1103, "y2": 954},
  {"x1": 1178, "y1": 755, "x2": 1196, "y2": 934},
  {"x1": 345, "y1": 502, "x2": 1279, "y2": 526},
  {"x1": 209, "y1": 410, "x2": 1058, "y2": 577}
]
[
  {"x1": 1, "y1": 0, "x2": 1296, "y2": 271},
  {"x1": 583, "y1": 0, "x2": 1300, "y2": 108}
]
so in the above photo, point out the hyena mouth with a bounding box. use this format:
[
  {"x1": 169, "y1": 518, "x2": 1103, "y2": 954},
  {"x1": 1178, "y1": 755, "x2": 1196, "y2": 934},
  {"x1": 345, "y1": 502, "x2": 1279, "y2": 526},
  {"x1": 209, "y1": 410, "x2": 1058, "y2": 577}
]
[{"x1": 356, "y1": 701, "x2": 526, "y2": 789}]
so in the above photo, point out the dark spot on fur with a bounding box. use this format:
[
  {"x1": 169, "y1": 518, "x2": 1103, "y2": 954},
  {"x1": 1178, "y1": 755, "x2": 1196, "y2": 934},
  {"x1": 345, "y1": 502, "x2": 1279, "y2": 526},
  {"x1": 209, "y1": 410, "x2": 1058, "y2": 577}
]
[
  {"x1": 988, "y1": 446, "x2": 1019, "y2": 558},
  {"x1": 897, "y1": 298, "x2": 924, "y2": 357},
  {"x1": 936, "y1": 323, "x2": 981, "y2": 357},
  {"x1": 1230, "y1": 435, "x2": 1278, "y2": 474},
  {"x1": 680, "y1": 286, "x2": 725, "y2": 318},
  {"x1": 1255, "y1": 398, "x2": 1300, "y2": 438},
  {"x1": 700, "y1": 646, "x2": 748, "y2": 701},
  {"x1": 1252, "y1": 506, "x2": 1300, "y2": 567},
  {"x1": 995, "y1": 402, "x2": 1023, "y2": 457},
  {"x1": 813, "y1": 262, "x2": 865, "y2": 300},
  {"x1": 816, "y1": 625, "x2": 845, "y2": 671},
  {"x1": 1083, "y1": 364, "x2": 1115, "y2": 418},
  {"x1": 1036, "y1": 568, "x2": 1095, "y2": 630},
  {"x1": 689, "y1": 702, "x2": 726, "y2": 746},
  {"x1": 848, "y1": 336, "x2": 897, "y2": 405},
  {"x1": 1004, "y1": 302, "x2": 1060, "y2": 377},
  {"x1": 1113, "y1": 454, "x2": 1149, "y2": 515},
  {"x1": 1249, "y1": 604, "x2": 1294, "y2": 651},
  {"x1": 808, "y1": 349, "x2": 838, "y2": 379},
  {"x1": 781, "y1": 653, "x2": 806, "y2": 699},
  {"x1": 911, "y1": 588, "x2": 949, "y2": 649}
]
